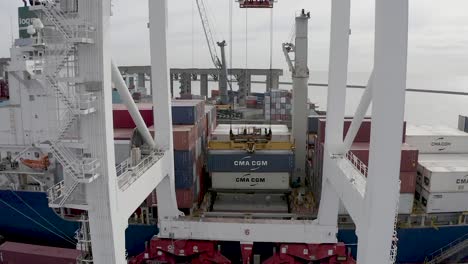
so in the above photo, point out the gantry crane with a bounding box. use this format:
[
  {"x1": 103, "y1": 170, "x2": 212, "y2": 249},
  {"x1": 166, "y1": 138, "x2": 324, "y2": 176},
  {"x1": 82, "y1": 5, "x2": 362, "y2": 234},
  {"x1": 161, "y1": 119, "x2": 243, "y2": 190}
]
[
  {"x1": 25, "y1": 0, "x2": 409, "y2": 263},
  {"x1": 195, "y1": 0, "x2": 229, "y2": 105}
]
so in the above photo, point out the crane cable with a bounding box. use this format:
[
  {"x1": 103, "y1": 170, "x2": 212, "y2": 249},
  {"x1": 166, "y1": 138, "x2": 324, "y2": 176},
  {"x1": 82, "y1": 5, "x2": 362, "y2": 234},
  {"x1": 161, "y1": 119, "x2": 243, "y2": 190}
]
[
  {"x1": 9, "y1": 189, "x2": 77, "y2": 243},
  {"x1": 268, "y1": 7, "x2": 274, "y2": 128},
  {"x1": 0, "y1": 196, "x2": 77, "y2": 246}
]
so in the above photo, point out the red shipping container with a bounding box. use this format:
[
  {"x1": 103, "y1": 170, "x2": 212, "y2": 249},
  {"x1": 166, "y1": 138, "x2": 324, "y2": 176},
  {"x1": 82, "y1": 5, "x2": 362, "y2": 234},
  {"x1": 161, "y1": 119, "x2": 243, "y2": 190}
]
[
  {"x1": 317, "y1": 119, "x2": 406, "y2": 144},
  {"x1": 211, "y1": 90, "x2": 220, "y2": 98},
  {"x1": 113, "y1": 103, "x2": 153, "y2": 129},
  {"x1": 399, "y1": 172, "x2": 417, "y2": 193},
  {"x1": 114, "y1": 128, "x2": 134, "y2": 140},
  {"x1": 172, "y1": 125, "x2": 197, "y2": 150},
  {"x1": 147, "y1": 188, "x2": 195, "y2": 209},
  {"x1": 176, "y1": 188, "x2": 195, "y2": 209},
  {"x1": 0, "y1": 242, "x2": 80, "y2": 264},
  {"x1": 350, "y1": 143, "x2": 418, "y2": 172}
]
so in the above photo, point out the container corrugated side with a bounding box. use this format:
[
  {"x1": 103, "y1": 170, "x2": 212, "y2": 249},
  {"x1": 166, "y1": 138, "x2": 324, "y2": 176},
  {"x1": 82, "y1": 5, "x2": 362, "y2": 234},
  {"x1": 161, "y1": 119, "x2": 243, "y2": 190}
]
[
  {"x1": 211, "y1": 172, "x2": 290, "y2": 190},
  {"x1": 212, "y1": 193, "x2": 289, "y2": 213},
  {"x1": 112, "y1": 103, "x2": 153, "y2": 129},
  {"x1": 417, "y1": 163, "x2": 468, "y2": 192},
  {"x1": 0, "y1": 242, "x2": 81, "y2": 264},
  {"x1": 174, "y1": 148, "x2": 195, "y2": 168},
  {"x1": 207, "y1": 150, "x2": 294, "y2": 172},
  {"x1": 406, "y1": 125, "x2": 468, "y2": 153},
  {"x1": 175, "y1": 164, "x2": 196, "y2": 188},
  {"x1": 350, "y1": 143, "x2": 418, "y2": 172},
  {"x1": 317, "y1": 119, "x2": 406, "y2": 143},
  {"x1": 173, "y1": 125, "x2": 197, "y2": 150},
  {"x1": 416, "y1": 184, "x2": 468, "y2": 213}
]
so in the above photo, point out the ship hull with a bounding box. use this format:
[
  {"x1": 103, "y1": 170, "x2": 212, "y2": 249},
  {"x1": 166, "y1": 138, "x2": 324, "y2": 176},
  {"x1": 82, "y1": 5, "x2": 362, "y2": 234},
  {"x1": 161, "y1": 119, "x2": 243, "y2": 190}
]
[
  {"x1": 0, "y1": 190, "x2": 467, "y2": 262},
  {"x1": 0, "y1": 190, "x2": 157, "y2": 257}
]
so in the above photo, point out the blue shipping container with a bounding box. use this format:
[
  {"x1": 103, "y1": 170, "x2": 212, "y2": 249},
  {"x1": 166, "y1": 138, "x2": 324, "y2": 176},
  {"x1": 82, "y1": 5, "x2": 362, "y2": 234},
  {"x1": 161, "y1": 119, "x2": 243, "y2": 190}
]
[
  {"x1": 175, "y1": 166, "x2": 195, "y2": 188},
  {"x1": 172, "y1": 101, "x2": 199, "y2": 125},
  {"x1": 207, "y1": 150, "x2": 294, "y2": 172},
  {"x1": 307, "y1": 113, "x2": 324, "y2": 134},
  {"x1": 174, "y1": 149, "x2": 195, "y2": 168}
]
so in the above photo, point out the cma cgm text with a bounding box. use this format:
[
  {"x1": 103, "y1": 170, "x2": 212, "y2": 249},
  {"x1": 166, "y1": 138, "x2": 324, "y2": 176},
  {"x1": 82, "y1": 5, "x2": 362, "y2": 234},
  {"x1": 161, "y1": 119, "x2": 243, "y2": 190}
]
[{"x1": 234, "y1": 160, "x2": 268, "y2": 166}]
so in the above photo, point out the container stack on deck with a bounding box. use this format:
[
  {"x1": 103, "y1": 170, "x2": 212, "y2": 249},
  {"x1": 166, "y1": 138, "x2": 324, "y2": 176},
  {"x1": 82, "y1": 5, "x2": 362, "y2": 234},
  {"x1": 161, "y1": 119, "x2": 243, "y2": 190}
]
[
  {"x1": 307, "y1": 115, "x2": 418, "y2": 215},
  {"x1": 264, "y1": 90, "x2": 292, "y2": 121},
  {"x1": 406, "y1": 125, "x2": 468, "y2": 213},
  {"x1": 112, "y1": 100, "x2": 217, "y2": 212},
  {"x1": 265, "y1": 90, "x2": 315, "y2": 121}
]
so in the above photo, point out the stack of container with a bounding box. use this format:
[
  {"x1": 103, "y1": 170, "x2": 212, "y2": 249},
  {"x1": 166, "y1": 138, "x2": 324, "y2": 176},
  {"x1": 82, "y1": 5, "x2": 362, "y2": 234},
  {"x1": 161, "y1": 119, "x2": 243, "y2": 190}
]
[
  {"x1": 406, "y1": 125, "x2": 468, "y2": 213},
  {"x1": 206, "y1": 124, "x2": 294, "y2": 213},
  {"x1": 147, "y1": 100, "x2": 207, "y2": 211},
  {"x1": 265, "y1": 90, "x2": 315, "y2": 121},
  {"x1": 111, "y1": 100, "x2": 218, "y2": 211},
  {"x1": 307, "y1": 116, "x2": 417, "y2": 214},
  {"x1": 264, "y1": 90, "x2": 292, "y2": 121}
]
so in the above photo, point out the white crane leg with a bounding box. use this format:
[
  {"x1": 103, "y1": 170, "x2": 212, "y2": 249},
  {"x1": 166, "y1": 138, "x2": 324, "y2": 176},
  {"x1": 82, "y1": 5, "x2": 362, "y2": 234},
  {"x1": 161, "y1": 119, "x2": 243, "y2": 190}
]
[
  {"x1": 317, "y1": 0, "x2": 351, "y2": 226},
  {"x1": 357, "y1": 0, "x2": 409, "y2": 263},
  {"x1": 149, "y1": 0, "x2": 180, "y2": 219}
]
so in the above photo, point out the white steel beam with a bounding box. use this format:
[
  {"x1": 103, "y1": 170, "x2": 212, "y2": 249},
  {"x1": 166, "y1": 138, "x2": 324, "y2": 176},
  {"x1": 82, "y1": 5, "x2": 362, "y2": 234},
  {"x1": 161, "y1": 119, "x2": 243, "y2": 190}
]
[
  {"x1": 291, "y1": 11, "x2": 310, "y2": 182},
  {"x1": 148, "y1": 0, "x2": 180, "y2": 219},
  {"x1": 357, "y1": 0, "x2": 409, "y2": 263},
  {"x1": 159, "y1": 218, "x2": 337, "y2": 244},
  {"x1": 317, "y1": 0, "x2": 351, "y2": 226},
  {"x1": 118, "y1": 153, "x2": 170, "y2": 219},
  {"x1": 342, "y1": 72, "x2": 374, "y2": 153},
  {"x1": 81, "y1": 0, "x2": 126, "y2": 263},
  {"x1": 111, "y1": 61, "x2": 156, "y2": 149},
  {"x1": 325, "y1": 154, "x2": 365, "y2": 225}
]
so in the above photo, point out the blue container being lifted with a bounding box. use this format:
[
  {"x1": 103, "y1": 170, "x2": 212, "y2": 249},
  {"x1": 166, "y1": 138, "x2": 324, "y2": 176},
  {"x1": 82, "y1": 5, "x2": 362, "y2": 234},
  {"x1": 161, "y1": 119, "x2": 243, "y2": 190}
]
[{"x1": 207, "y1": 150, "x2": 295, "y2": 172}]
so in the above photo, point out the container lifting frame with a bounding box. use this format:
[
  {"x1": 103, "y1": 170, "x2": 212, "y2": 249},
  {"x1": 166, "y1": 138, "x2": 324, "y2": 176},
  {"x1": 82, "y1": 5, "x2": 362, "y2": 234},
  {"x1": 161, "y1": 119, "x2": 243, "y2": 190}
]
[{"x1": 237, "y1": 0, "x2": 275, "y2": 8}]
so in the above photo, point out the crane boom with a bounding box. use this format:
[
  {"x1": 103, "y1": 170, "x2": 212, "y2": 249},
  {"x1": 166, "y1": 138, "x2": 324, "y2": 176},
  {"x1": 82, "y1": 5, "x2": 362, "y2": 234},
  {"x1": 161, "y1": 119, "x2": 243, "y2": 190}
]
[{"x1": 196, "y1": 0, "x2": 222, "y2": 69}]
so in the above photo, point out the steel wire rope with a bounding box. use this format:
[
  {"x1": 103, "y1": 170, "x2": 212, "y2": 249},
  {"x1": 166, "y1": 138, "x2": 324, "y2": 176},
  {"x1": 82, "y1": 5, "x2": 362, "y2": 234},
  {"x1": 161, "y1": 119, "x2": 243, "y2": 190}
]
[
  {"x1": 9, "y1": 189, "x2": 77, "y2": 243},
  {"x1": 268, "y1": 7, "x2": 274, "y2": 128},
  {"x1": 0, "y1": 197, "x2": 76, "y2": 245}
]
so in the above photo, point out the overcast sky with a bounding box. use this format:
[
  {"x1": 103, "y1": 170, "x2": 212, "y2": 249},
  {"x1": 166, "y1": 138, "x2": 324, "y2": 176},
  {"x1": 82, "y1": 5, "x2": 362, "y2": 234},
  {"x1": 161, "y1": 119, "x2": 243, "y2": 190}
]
[{"x1": 1, "y1": 0, "x2": 468, "y2": 85}]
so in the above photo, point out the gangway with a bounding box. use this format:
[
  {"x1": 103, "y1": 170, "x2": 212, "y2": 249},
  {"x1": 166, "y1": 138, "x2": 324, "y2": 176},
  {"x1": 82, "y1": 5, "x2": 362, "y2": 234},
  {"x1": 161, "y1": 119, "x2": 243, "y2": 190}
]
[{"x1": 424, "y1": 233, "x2": 468, "y2": 264}]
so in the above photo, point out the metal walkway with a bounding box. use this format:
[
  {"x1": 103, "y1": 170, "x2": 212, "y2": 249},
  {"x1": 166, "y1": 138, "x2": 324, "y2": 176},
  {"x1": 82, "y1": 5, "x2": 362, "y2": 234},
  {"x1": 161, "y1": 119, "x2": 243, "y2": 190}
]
[{"x1": 425, "y1": 233, "x2": 468, "y2": 264}]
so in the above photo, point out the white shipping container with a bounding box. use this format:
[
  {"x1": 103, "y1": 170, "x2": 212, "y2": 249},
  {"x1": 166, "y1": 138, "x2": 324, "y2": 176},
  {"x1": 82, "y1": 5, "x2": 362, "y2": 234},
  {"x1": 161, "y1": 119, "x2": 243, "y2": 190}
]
[
  {"x1": 406, "y1": 125, "x2": 468, "y2": 153},
  {"x1": 418, "y1": 163, "x2": 468, "y2": 192},
  {"x1": 280, "y1": 97, "x2": 286, "y2": 103},
  {"x1": 417, "y1": 185, "x2": 468, "y2": 213},
  {"x1": 338, "y1": 193, "x2": 414, "y2": 215},
  {"x1": 211, "y1": 172, "x2": 290, "y2": 190},
  {"x1": 275, "y1": 103, "x2": 281, "y2": 109},
  {"x1": 418, "y1": 154, "x2": 468, "y2": 165}
]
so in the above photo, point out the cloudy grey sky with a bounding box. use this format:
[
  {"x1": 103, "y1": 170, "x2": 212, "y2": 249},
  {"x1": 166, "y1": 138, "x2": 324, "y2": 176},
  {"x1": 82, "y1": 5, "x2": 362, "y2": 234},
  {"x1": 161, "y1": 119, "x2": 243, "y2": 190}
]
[{"x1": 1, "y1": 0, "x2": 468, "y2": 85}]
